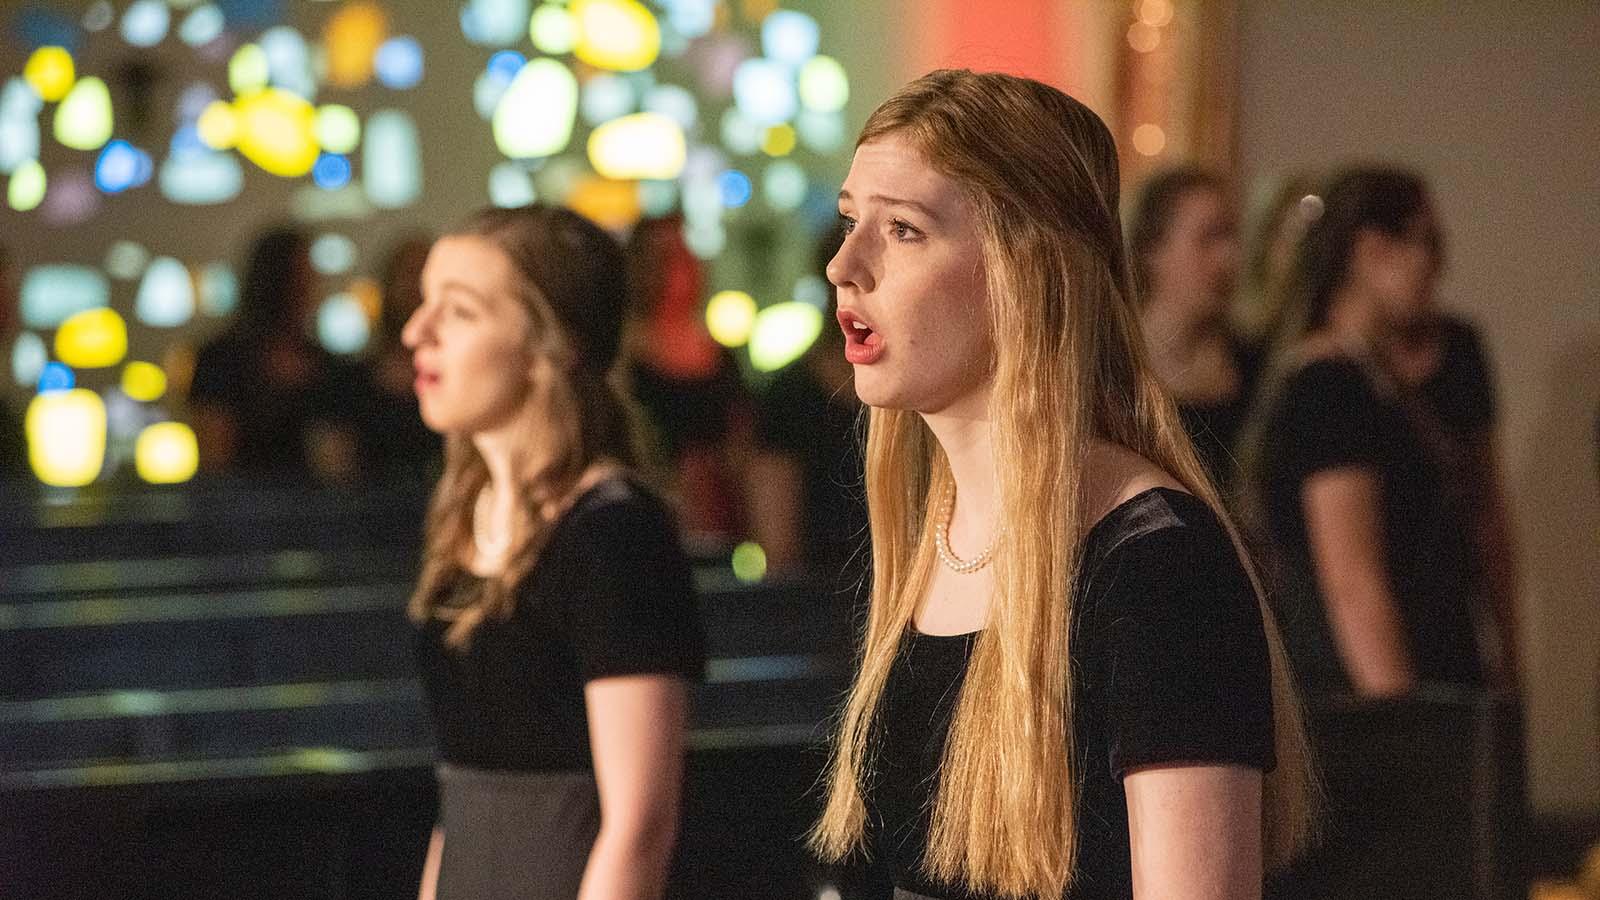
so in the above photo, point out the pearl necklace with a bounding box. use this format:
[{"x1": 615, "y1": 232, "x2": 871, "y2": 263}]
[
  {"x1": 472, "y1": 485, "x2": 512, "y2": 562},
  {"x1": 933, "y1": 480, "x2": 997, "y2": 575}
]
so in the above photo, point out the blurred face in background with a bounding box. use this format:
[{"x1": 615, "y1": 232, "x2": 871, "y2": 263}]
[
  {"x1": 1353, "y1": 207, "x2": 1442, "y2": 328},
  {"x1": 403, "y1": 235, "x2": 536, "y2": 435},
  {"x1": 828, "y1": 133, "x2": 992, "y2": 417},
  {"x1": 1147, "y1": 186, "x2": 1239, "y2": 322}
]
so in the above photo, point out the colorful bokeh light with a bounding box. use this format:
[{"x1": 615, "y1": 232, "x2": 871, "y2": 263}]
[
  {"x1": 749, "y1": 301, "x2": 824, "y2": 372},
  {"x1": 135, "y1": 422, "x2": 200, "y2": 484},
  {"x1": 22, "y1": 265, "x2": 108, "y2": 329},
  {"x1": 121, "y1": 361, "x2": 168, "y2": 402},
  {"x1": 234, "y1": 88, "x2": 319, "y2": 177},
  {"x1": 572, "y1": 0, "x2": 662, "y2": 73},
  {"x1": 53, "y1": 77, "x2": 114, "y2": 151},
  {"x1": 26, "y1": 389, "x2": 108, "y2": 488},
  {"x1": 8, "y1": 159, "x2": 47, "y2": 212},
  {"x1": 706, "y1": 289, "x2": 758, "y2": 347},
  {"x1": 494, "y1": 59, "x2": 578, "y2": 158},
  {"x1": 55, "y1": 307, "x2": 128, "y2": 369},
  {"x1": 134, "y1": 257, "x2": 196, "y2": 327},
  {"x1": 363, "y1": 109, "x2": 420, "y2": 208},
  {"x1": 24, "y1": 46, "x2": 75, "y2": 102},
  {"x1": 588, "y1": 113, "x2": 686, "y2": 181}
]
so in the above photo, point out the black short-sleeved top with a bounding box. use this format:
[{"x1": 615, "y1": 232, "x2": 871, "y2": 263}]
[
  {"x1": 753, "y1": 363, "x2": 868, "y2": 579},
  {"x1": 1252, "y1": 356, "x2": 1482, "y2": 693},
  {"x1": 1418, "y1": 314, "x2": 1497, "y2": 441},
  {"x1": 866, "y1": 488, "x2": 1276, "y2": 900},
  {"x1": 414, "y1": 477, "x2": 705, "y2": 772}
]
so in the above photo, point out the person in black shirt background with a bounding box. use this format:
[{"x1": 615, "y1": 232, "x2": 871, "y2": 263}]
[
  {"x1": 809, "y1": 70, "x2": 1313, "y2": 900},
  {"x1": 624, "y1": 215, "x2": 753, "y2": 544},
  {"x1": 1244, "y1": 166, "x2": 1513, "y2": 897},
  {"x1": 1246, "y1": 166, "x2": 1498, "y2": 699},
  {"x1": 404, "y1": 205, "x2": 703, "y2": 900},
  {"x1": 189, "y1": 226, "x2": 370, "y2": 483},
  {"x1": 1127, "y1": 167, "x2": 1263, "y2": 494}
]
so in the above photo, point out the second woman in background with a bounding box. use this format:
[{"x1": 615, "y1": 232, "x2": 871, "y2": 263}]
[
  {"x1": 1127, "y1": 167, "x2": 1261, "y2": 492},
  {"x1": 405, "y1": 205, "x2": 703, "y2": 900}
]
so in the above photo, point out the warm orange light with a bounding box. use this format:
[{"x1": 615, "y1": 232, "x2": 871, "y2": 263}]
[{"x1": 324, "y1": 1, "x2": 388, "y2": 89}]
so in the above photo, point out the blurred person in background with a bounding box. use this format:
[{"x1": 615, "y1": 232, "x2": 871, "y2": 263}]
[
  {"x1": 189, "y1": 225, "x2": 370, "y2": 483},
  {"x1": 1128, "y1": 167, "x2": 1262, "y2": 492},
  {"x1": 1244, "y1": 166, "x2": 1517, "y2": 897},
  {"x1": 1235, "y1": 175, "x2": 1320, "y2": 347},
  {"x1": 362, "y1": 231, "x2": 442, "y2": 483},
  {"x1": 624, "y1": 215, "x2": 753, "y2": 544},
  {"x1": 1246, "y1": 165, "x2": 1512, "y2": 699},
  {"x1": 745, "y1": 225, "x2": 867, "y2": 584},
  {"x1": 406, "y1": 205, "x2": 702, "y2": 900}
]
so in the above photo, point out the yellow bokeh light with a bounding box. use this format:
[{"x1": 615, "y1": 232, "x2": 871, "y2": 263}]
[
  {"x1": 228, "y1": 43, "x2": 269, "y2": 95},
  {"x1": 314, "y1": 104, "x2": 361, "y2": 154},
  {"x1": 135, "y1": 421, "x2": 199, "y2": 485},
  {"x1": 121, "y1": 361, "x2": 168, "y2": 402},
  {"x1": 572, "y1": 0, "x2": 661, "y2": 72},
  {"x1": 494, "y1": 59, "x2": 578, "y2": 159},
  {"x1": 760, "y1": 123, "x2": 797, "y2": 157},
  {"x1": 197, "y1": 100, "x2": 238, "y2": 149},
  {"x1": 235, "y1": 89, "x2": 319, "y2": 177},
  {"x1": 566, "y1": 175, "x2": 642, "y2": 232},
  {"x1": 749, "y1": 301, "x2": 823, "y2": 372},
  {"x1": 530, "y1": 4, "x2": 578, "y2": 55},
  {"x1": 588, "y1": 113, "x2": 686, "y2": 181},
  {"x1": 55, "y1": 307, "x2": 128, "y2": 369},
  {"x1": 705, "y1": 290, "x2": 757, "y2": 347},
  {"x1": 731, "y1": 541, "x2": 767, "y2": 584},
  {"x1": 24, "y1": 46, "x2": 75, "y2": 102},
  {"x1": 26, "y1": 389, "x2": 107, "y2": 488},
  {"x1": 324, "y1": 1, "x2": 388, "y2": 89},
  {"x1": 1132, "y1": 123, "x2": 1166, "y2": 157},
  {"x1": 8, "y1": 160, "x2": 47, "y2": 212},
  {"x1": 53, "y1": 77, "x2": 113, "y2": 151}
]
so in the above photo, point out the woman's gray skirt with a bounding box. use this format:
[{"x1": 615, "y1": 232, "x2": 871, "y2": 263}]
[{"x1": 436, "y1": 763, "x2": 600, "y2": 900}]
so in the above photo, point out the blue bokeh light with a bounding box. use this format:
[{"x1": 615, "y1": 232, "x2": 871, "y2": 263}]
[
  {"x1": 312, "y1": 152, "x2": 352, "y2": 190},
  {"x1": 717, "y1": 169, "x2": 752, "y2": 208},
  {"x1": 761, "y1": 10, "x2": 820, "y2": 65},
  {"x1": 375, "y1": 36, "x2": 424, "y2": 89},
  {"x1": 37, "y1": 362, "x2": 76, "y2": 393},
  {"x1": 95, "y1": 140, "x2": 154, "y2": 194},
  {"x1": 487, "y1": 50, "x2": 526, "y2": 84}
]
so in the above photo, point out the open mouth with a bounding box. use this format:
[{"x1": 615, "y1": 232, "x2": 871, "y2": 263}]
[
  {"x1": 838, "y1": 311, "x2": 880, "y2": 348},
  {"x1": 837, "y1": 310, "x2": 884, "y2": 364}
]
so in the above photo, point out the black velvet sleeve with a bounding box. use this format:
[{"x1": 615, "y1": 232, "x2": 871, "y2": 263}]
[
  {"x1": 1089, "y1": 518, "x2": 1277, "y2": 779},
  {"x1": 1280, "y1": 358, "x2": 1389, "y2": 476},
  {"x1": 558, "y1": 491, "x2": 706, "y2": 684}
]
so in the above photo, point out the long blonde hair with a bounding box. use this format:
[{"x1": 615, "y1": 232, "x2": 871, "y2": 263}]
[
  {"x1": 407, "y1": 206, "x2": 641, "y2": 646},
  {"x1": 810, "y1": 70, "x2": 1315, "y2": 898}
]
